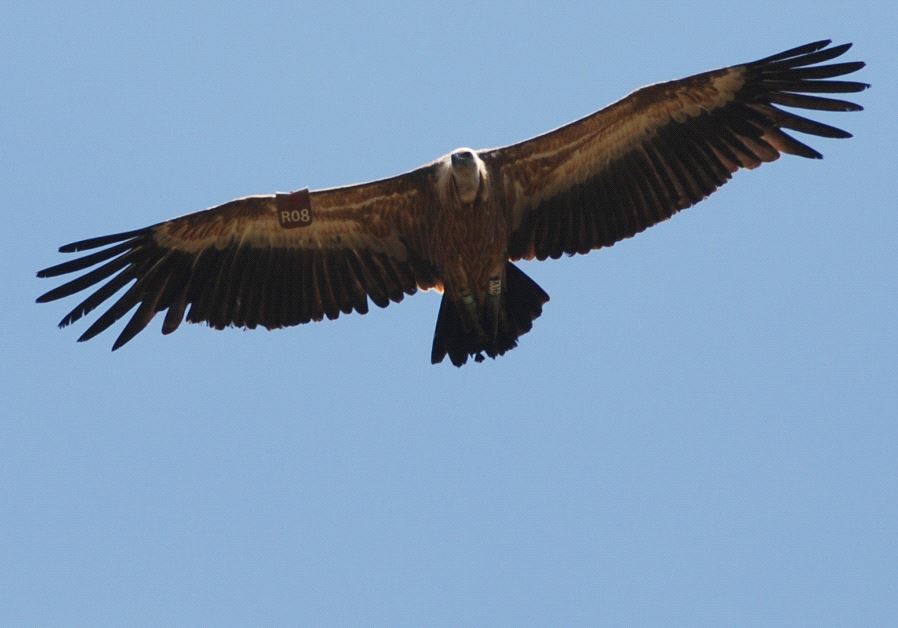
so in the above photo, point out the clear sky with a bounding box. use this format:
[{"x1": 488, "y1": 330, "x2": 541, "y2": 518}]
[{"x1": 2, "y1": 2, "x2": 896, "y2": 625}]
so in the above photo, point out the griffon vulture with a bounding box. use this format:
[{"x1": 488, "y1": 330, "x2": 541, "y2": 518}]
[{"x1": 37, "y1": 40, "x2": 867, "y2": 366}]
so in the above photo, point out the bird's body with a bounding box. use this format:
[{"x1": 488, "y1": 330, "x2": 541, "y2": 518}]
[
  {"x1": 37, "y1": 40, "x2": 867, "y2": 365},
  {"x1": 432, "y1": 149, "x2": 504, "y2": 298}
]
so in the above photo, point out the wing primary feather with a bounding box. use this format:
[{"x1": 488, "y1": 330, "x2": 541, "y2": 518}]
[
  {"x1": 161, "y1": 276, "x2": 189, "y2": 335},
  {"x1": 113, "y1": 298, "x2": 160, "y2": 350},
  {"x1": 760, "y1": 127, "x2": 822, "y2": 159},
  {"x1": 754, "y1": 40, "x2": 831, "y2": 63},
  {"x1": 757, "y1": 104, "x2": 853, "y2": 138},
  {"x1": 111, "y1": 260, "x2": 176, "y2": 350},
  {"x1": 765, "y1": 91, "x2": 863, "y2": 112},
  {"x1": 154, "y1": 252, "x2": 190, "y2": 314},
  {"x1": 760, "y1": 42, "x2": 852, "y2": 69},
  {"x1": 36, "y1": 250, "x2": 140, "y2": 303},
  {"x1": 58, "y1": 266, "x2": 140, "y2": 328},
  {"x1": 77, "y1": 278, "x2": 146, "y2": 343},
  {"x1": 771, "y1": 61, "x2": 866, "y2": 80},
  {"x1": 58, "y1": 229, "x2": 147, "y2": 253},
  {"x1": 763, "y1": 79, "x2": 869, "y2": 94},
  {"x1": 37, "y1": 240, "x2": 135, "y2": 278}
]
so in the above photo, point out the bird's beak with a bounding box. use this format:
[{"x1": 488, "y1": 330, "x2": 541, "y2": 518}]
[{"x1": 451, "y1": 151, "x2": 474, "y2": 167}]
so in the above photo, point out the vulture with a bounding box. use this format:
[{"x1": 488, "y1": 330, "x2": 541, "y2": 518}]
[{"x1": 37, "y1": 40, "x2": 867, "y2": 366}]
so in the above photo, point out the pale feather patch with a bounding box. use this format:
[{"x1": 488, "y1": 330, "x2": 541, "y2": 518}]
[{"x1": 153, "y1": 191, "x2": 410, "y2": 259}]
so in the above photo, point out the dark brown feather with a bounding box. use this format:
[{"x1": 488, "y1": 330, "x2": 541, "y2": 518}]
[
  {"x1": 761, "y1": 42, "x2": 851, "y2": 67},
  {"x1": 755, "y1": 39, "x2": 832, "y2": 63},
  {"x1": 765, "y1": 91, "x2": 862, "y2": 112}
]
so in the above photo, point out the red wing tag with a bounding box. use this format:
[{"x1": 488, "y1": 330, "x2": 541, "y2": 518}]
[{"x1": 276, "y1": 188, "x2": 313, "y2": 229}]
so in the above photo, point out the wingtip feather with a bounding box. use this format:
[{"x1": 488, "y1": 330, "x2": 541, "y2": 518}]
[
  {"x1": 758, "y1": 39, "x2": 832, "y2": 63},
  {"x1": 58, "y1": 228, "x2": 148, "y2": 253}
]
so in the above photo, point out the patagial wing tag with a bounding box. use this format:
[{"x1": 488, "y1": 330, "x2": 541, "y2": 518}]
[{"x1": 276, "y1": 188, "x2": 313, "y2": 229}]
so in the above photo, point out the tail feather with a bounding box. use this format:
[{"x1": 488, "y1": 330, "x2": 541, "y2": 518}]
[{"x1": 430, "y1": 263, "x2": 549, "y2": 366}]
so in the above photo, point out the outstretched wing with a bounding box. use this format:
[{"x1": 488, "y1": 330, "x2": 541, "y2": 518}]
[
  {"x1": 37, "y1": 168, "x2": 441, "y2": 349},
  {"x1": 492, "y1": 40, "x2": 868, "y2": 260}
]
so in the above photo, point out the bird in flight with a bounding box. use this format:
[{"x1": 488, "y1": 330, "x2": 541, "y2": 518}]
[{"x1": 37, "y1": 40, "x2": 867, "y2": 366}]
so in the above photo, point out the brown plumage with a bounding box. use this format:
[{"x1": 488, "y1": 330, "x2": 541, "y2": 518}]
[{"x1": 37, "y1": 40, "x2": 867, "y2": 366}]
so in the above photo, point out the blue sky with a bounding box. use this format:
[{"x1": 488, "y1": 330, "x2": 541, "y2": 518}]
[{"x1": 2, "y1": 2, "x2": 896, "y2": 625}]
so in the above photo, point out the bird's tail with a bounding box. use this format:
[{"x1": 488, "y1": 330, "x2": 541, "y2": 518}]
[{"x1": 430, "y1": 262, "x2": 549, "y2": 366}]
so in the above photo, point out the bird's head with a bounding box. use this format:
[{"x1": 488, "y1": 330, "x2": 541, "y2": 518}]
[
  {"x1": 448, "y1": 148, "x2": 484, "y2": 204},
  {"x1": 450, "y1": 148, "x2": 476, "y2": 169}
]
